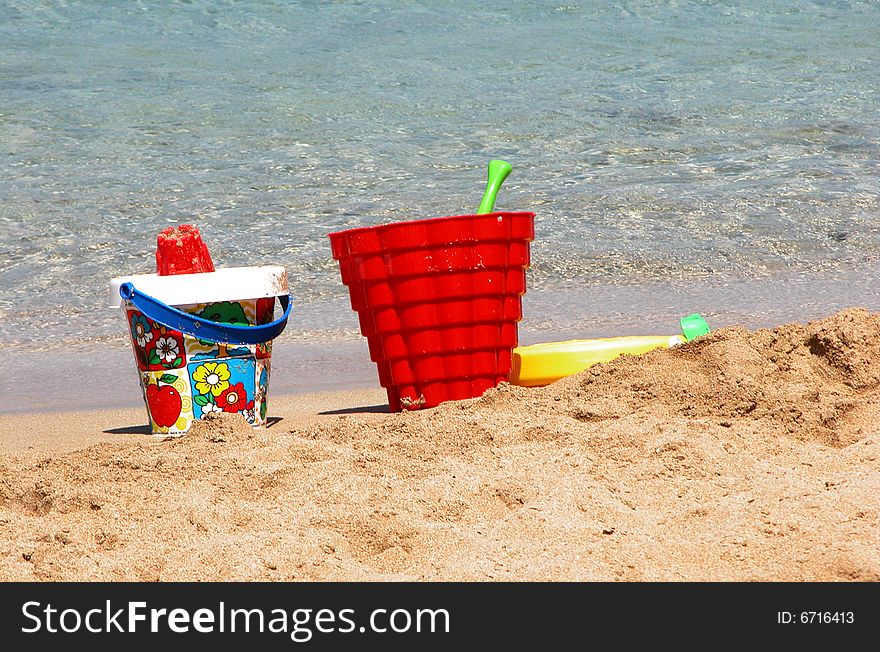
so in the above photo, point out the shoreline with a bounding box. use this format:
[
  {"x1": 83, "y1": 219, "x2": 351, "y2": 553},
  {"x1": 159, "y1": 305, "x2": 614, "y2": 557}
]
[{"x1": 6, "y1": 268, "x2": 880, "y2": 415}]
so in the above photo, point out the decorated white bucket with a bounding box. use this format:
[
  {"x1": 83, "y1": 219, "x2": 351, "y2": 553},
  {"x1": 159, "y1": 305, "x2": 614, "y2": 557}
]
[{"x1": 110, "y1": 266, "x2": 290, "y2": 435}]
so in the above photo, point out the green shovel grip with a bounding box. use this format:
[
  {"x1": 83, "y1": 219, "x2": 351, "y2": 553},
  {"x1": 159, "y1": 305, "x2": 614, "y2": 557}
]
[{"x1": 477, "y1": 159, "x2": 513, "y2": 214}]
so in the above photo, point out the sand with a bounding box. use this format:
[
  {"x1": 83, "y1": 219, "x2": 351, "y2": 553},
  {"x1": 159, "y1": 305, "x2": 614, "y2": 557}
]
[{"x1": 1, "y1": 309, "x2": 878, "y2": 581}]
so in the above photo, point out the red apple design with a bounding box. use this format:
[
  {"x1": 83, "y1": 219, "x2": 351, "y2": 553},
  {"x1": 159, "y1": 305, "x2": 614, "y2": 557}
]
[{"x1": 146, "y1": 377, "x2": 182, "y2": 428}]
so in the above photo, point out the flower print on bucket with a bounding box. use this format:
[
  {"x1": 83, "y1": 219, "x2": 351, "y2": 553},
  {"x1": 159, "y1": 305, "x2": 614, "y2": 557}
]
[
  {"x1": 130, "y1": 313, "x2": 153, "y2": 348},
  {"x1": 126, "y1": 310, "x2": 187, "y2": 371},
  {"x1": 192, "y1": 361, "x2": 231, "y2": 397},
  {"x1": 188, "y1": 357, "x2": 256, "y2": 421},
  {"x1": 217, "y1": 381, "x2": 248, "y2": 413},
  {"x1": 202, "y1": 401, "x2": 224, "y2": 416},
  {"x1": 154, "y1": 335, "x2": 181, "y2": 364}
]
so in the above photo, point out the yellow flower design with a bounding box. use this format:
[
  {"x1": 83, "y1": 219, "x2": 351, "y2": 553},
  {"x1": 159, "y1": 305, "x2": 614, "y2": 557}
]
[{"x1": 192, "y1": 361, "x2": 231, "y2": 397}]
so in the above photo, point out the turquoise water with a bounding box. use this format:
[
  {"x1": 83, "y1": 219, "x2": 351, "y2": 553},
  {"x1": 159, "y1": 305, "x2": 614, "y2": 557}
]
[{"x1": 1, "y1": 1, "x2": 879, "y2": 409}]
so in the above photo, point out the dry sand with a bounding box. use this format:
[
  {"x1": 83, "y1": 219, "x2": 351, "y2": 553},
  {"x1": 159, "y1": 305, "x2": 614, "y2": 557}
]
[{"x1": 1, "y1": 309, "x2": 878, "y2": 581}]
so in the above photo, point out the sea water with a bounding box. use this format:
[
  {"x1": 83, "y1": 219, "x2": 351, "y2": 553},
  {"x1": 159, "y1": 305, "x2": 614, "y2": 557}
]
[{"x1": 1, "y1": 0, "x2": 879, "y2": 411}]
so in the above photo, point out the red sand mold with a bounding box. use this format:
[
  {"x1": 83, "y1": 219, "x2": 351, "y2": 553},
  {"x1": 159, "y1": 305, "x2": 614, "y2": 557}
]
[{"x1": 156, "y1": 224, "x2": 215, "y2": 276}]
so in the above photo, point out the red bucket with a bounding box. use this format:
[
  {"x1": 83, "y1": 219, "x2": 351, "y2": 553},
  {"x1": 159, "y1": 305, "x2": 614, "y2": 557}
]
[{"x1": 329, "y1": 211, "x2": 535, "y2": 411}]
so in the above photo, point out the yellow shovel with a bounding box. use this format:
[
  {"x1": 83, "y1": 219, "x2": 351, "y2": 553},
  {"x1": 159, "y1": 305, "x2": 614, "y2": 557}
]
[{"x1": 509, "y1": 314, "x2": 710, "y2": 387}]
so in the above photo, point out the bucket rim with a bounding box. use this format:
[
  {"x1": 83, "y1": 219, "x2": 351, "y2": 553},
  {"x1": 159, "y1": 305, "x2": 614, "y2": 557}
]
[
  {"x1": 110, "y1": 265, "x2": 288, "y2": 309},
  {"x1": 327, "y1": 211, "x2": 535, "y2": 243}
]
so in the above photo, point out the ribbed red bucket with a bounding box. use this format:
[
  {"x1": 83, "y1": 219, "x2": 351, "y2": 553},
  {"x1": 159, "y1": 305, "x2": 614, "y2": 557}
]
[{"x1": 329, "y1": 212, "x2": 534, "y2": 411}]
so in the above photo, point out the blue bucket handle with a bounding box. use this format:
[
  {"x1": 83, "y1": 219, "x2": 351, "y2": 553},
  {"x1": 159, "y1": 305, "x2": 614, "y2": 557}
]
[{"x1": 119, "y1": 282, "x2": 291, "y2": 346}]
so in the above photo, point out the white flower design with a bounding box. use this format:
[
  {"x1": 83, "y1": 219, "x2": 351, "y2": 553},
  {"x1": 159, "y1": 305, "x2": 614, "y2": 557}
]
[
  {"x1": 203, "y1": 401, "x2": 224, "y2": 415},
  {"x1": 154, "y1": 336, "x2": 180, "y2": 363},
  {"x1": 242, "y1": 408, "x2": 255, "y2": 424}
]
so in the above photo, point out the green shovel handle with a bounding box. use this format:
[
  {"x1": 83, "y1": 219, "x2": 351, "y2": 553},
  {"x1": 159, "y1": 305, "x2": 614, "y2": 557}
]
[{"x1": 476, "y1": 159, "x2": 513, "y2": 214}]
